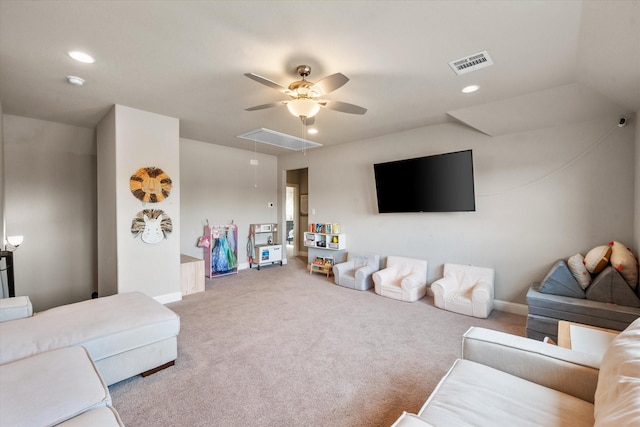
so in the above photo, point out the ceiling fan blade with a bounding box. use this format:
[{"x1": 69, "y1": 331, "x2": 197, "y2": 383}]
[
  {"x1": 319, "y1": 100, "x2": 367, "y2": 115},
  {"x1": 244, "y1": 73, "x2": 289, "y2": 93},
  {"x1": 311, "y1": 73, "x2": 349, "y2": 95},
  {"x1": 245, "y1": 101, "x2": 286, "y2": 111}
]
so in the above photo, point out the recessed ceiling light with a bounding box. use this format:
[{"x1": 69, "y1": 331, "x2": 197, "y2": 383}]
[
  {"x1": 66, "y1": 76, "x2": 85, "y2": 86},
  {"x1": 462, "y1": 85, "x2": 480, "y2": 93},
  {"x1": 307, "y1": 128, "x2": 318, "y2": 135},
  {"x1": 68, "y1": 51, "x2": 95, "y2": 63}
]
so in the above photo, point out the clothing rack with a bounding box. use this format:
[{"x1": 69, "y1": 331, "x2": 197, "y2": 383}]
[{"x1": 203, "y1": 223, "x2": 238, "y2": 278}]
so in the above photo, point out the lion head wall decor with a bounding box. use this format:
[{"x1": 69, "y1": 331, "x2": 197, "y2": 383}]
[
  {"x1": 130, "y1": 167, "x2": 172, "y2": 203},
  {"x1": 131, "y1": 209, "x2": 173, "y2": 244}
]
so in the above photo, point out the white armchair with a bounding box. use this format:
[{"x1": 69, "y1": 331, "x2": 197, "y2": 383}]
[
  {"x1": 372, "y1": 256, "x2": 428, "y2": 302},
  {"x1": 431, "y1": 263, "x2": 495, "y2": 318},
  {"x1": 332, "y1": 252, "x2": 380, "y2": 291}
]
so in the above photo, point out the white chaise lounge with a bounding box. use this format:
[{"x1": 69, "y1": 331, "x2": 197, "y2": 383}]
[{"x1": 0, "y1": 292, "x2": 180, "y2": 386}]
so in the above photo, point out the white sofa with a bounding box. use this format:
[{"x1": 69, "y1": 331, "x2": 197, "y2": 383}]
[
  {"x1": 0, "y1": 291, "x2": 180, "y2": 386},
  {"x1": 0, "y1": 292, "x2": 181, "y2": 426},
  {"x1": 0, "y1": 346, "x2": 124, "y2": 427},
  {"x1": 392, "y1": 317, "x2": 640, "y2": 427}
]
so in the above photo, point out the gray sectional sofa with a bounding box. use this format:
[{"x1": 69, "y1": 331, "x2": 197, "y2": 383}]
[
  {"x1": 525, "y1": 258, "x2": 640, "y2": 341},
  {"x1": 0, "y1": 292, "x2": 181, "y2": 426},
  {"x1": 527, "y1": 281, "x2": 640, "y2": 341},
  {"x1": 392, "y1": 317, "x2": 640, "y2": 426}
]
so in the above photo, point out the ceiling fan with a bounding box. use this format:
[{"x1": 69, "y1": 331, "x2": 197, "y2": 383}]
[{"x1": 244, "y1": 65, "x2": 367, "y2": 125}]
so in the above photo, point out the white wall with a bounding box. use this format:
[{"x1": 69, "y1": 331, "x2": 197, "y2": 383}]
[
  {"x1": 635, "y1": 112, "x2": 640, "y2": 254},
  {"x1": 278, "y1": 114, "x2": 636, "y2": 304},
  {"x1": 2, "y1": 109, "x2": 636, "y2": 311},
  {"x1": 96, "y1": 108, "x2": 118, "y2": 297},
  {"x1": 179, "y1": 138, "x2": 278, "y2": 267},
  {"x1": 0, "y1": 101, "x2": 4, "y2": 246},
  {"x1": 3, "y1": 115, "x2": 96, "y2": 311},
  {"x1": 2, "y1": 112, "x2": 278, "y2": 308},
  {"x1": 97, "y1": 105, "x2": 181, "y2": 302},
  {"x1": 0, "y1": 101, "x2": 6, "y2": 298}
]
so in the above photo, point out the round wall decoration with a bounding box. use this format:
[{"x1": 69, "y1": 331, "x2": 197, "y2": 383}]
[
  {"x1": 131, "y1": 209, "x2": 173, "y2": 244},
  {"x1": 129, "y1": 166, "x2": 172, "y2": 203}
]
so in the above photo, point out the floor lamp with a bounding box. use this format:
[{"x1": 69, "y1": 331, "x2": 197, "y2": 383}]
[{"x1": 2, "y1": 235, "x2": 23, "y2": 298}]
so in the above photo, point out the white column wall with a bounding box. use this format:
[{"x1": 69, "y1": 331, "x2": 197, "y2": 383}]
[
  {"x1": 96, "y1": 109, "x2": 118, "y2": 297},
  {"x1": 97, "y1": 105, "x2": 181, "y2": 302}
]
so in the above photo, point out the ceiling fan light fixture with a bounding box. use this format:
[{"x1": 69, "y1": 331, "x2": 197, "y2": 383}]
[{"x1": 287, "y1": 98, "x2": 320, "y2": 119}]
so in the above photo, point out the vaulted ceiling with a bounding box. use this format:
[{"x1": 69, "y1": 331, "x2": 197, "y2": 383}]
[{"x1": 1, "y1": 1, "x2": 638, "y2": 155}]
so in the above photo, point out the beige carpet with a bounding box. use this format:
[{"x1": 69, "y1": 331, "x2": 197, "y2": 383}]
[{"x1": 110, "y1": 256, "x2": 526, "y2": 427}]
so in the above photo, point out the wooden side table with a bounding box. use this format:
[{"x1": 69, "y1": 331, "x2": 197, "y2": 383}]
[
  {"x1": 557, "y1": 321, "x2": 618, "y2": 359},
  {"x1": 180, "y1": 254, "x2": 205, "y2": 295},
  {"x1": 309, "y1": 263, "x2": 333, "y2": 278}
]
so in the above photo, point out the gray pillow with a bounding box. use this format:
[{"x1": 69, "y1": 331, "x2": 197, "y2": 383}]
[
  {"x1": 586, "y1": 266, "x2": 640, "y2": 307},
  {"x1": 538, "y1": 259, "x2": 586, "y2": 298}
]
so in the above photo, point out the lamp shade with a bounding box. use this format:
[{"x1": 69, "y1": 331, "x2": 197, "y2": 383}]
[
  {"x1": 287, "y1": 99, "x2": 320, "y2": 119},
  {"x1": 7, "y1": 235, "x2": 23, "y2": 247}
]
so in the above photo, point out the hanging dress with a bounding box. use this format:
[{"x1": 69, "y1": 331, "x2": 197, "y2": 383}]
[{"x1": 212, "y1": 236, "x2": 230, "y2": 273}]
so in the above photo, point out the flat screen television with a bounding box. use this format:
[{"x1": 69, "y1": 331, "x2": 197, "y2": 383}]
[{"x1": 373, "y1": 149, "x2": 475, "y2": 213}]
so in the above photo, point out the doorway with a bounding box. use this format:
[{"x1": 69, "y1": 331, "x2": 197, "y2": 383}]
[
  {"x1": 285, "y1": 184, "x2": 297, "y2": 259},
  {"x1": 286, "y1": 168, "x2": 308, "y2": 261}
]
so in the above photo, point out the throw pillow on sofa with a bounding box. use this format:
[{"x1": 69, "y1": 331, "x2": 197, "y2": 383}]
[
  {"x1": 567, "y1": 253, "x2": 592, "y2": 290},
  {"x1": 584, "y1": 245, "x2": 612, "y2": 274},
  {"x1": 586, "y1": 266, "x2": 640, "y2": 308},
  {"x1": 609, "y1": 241, "x2": 639, "y2": 290},
  {"x1": 594, "y1": 317, "x2": 640, "y2": 426},
  {"x1": 538, "y1": 259, "x2": 585, "y2": 298}
]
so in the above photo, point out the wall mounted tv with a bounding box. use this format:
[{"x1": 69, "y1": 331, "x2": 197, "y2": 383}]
[{"x1": 373, "y1": 149, "x2": 476, "y2": 213}]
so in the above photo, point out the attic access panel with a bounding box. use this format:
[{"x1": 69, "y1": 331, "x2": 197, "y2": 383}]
[{"x1": 237, "y1": 128, "x2": 322, "y2": 151}]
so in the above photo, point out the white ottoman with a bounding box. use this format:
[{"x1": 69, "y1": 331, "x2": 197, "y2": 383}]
[{"x1": 0, "y1": 296, "x2": 32, "y2": 322}]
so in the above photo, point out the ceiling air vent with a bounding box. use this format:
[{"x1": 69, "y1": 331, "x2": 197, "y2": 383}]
[
  {"x1": 449, "y1": 50, "x2": 494, "y2": 75},
  {"x1": 237, "y1": 128, "x2": 322, "y2": 151}
]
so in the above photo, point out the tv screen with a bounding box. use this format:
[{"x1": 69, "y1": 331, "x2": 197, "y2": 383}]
[{"x1": 373, "y1": 149, "x2": 475, "y2": 213}]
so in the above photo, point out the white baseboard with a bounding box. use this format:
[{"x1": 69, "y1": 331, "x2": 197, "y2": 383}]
[
  {"x1": 154, "y1": 291, "x2": 182, "y2": 305},
  {"x1": 494, "y1": 300, "x2": 529, "y2": 316}
]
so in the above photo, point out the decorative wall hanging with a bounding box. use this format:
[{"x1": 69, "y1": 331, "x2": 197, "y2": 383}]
[
  {"x1": 130, "y1": 167, "x2": 172, "y2": 203},
  {"x1": 131, "y1": 209, "x2": 173, "y2": 244}
]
